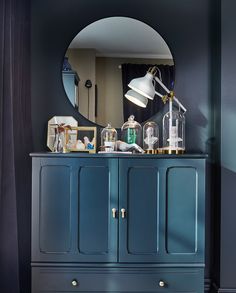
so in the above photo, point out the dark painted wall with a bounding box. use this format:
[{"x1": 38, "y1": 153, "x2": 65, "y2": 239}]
[
  {"x1": 220, "y1": 0, "x2": 236, "y2": 289},
  {"x1": 31, "y1": 0, "x2": 215, "y2": 286},
  {"x1": 31, "y1": 0, "x2": 212, "y2": 153}
]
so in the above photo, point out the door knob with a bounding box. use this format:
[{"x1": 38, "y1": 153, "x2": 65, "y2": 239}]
[
  {"x1": 71, "y1": 279, "x2": 78, "y2": 287},
  {"x1": 112, "y1": 208, "x2": 117, "y2": 218},
  {"x1": 158, "y1": 280, "x2": 165, "y2": 287},
  {"x1": 121, "y1": 208, "x2": 126, "y2": 218}
]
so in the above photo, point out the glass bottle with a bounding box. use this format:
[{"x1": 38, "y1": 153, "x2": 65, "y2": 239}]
[
  {"x1": 162, "y1": 110, "x2": 185, "y2": 154},
  {"x1": 101, "y1": 123, "x2": 117, "y2": 152},
  {"x1": 121, "y1": 115, "x2": 142, "y2": 146},
  {"x1": 143, "y1": 121, "x2": 159, "y2": 153}
]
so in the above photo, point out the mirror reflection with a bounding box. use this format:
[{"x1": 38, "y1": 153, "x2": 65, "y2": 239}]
[{"x1": 62, "y1": 17, "x2": 174, "y2": 128}]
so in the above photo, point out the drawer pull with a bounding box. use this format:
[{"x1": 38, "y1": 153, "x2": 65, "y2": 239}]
[
  {"x1": 112, "y1": 208, "x2": 117, "y2": 218},
  {"x1": 121, "y1": 208, "x2": 126, "y2": 218},
  {"x1": 159, "y1": 280, "x2": 165, "y2": 287},
  {"x1": 71, "y1": 279, "x2": 79, "y2": 287}
]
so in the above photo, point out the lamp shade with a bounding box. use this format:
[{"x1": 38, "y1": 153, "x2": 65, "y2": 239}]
[
  {"x1": 128, "y1": 72, "x2": 155, "y2": 100},
  {"x1": 125, "y1": 90, "x2": 148, "y2": 108}
]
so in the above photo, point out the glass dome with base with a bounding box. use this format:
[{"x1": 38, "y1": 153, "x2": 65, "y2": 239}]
[
  {"x1": 162, "y1": 111, "x2": 185, "y2": 154},
  {"x1": 143, "y1": 121, "x2": 159, "y2": 154},
  {"x1": 101, "y1": 123, "x2": 117, "y2": 152},
  {"x1": 121, "y1": 115, "x2": 142, "y2": 146}
]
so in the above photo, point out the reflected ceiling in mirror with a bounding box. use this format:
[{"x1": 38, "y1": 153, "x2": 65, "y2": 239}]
[{"x1": 62, "y1": 17, "x2": 174, "y2": 128}]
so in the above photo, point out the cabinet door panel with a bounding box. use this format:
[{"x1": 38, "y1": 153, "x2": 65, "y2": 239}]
[
  {"x1": 39, "y1": 165, "x2": 71, "y2": 253},
  {"x1": 127, "y1": 167, "x2": 158, "y2": 254},
  {"x1": 166, "y1": 167, "x2": 197, "y2": 254},
  {"x1": 119, "y1": 159, "x2": 161, "y2": 262},
  {"x1": 78, "y1": 166, "x2": 109, "y2": 254}
]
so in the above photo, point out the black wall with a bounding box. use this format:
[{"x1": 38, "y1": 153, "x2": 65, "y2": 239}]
[
  {"x1": 220, "y1": 0, "x2": 236, "y2": 290},
  {"x1": 31, "y1": 0, "x2": 212, "y2": 153},
  {"x1": 31, "y1": 0, "x2": 219, "y2": 289}
]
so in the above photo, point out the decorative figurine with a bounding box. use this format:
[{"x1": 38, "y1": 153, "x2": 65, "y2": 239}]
[
  {"x1": 62, "y1": 57, "x2": 72, "y2": 71},
  {"x1": 116, "y1": 140, "x2": 144, "y2": 153},
  {"x1": 143, "y1": 121, "x2": 159, "y2": 154},
  {"x1": 75, "y1": 140, "x2": 85, "y2": 151}
]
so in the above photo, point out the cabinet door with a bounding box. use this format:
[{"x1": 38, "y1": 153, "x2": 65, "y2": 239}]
[
  {"x1": 75, "y1": 158, "x2": 118, "y2": 262},
  {"x1": 164, "y1": 159, "x2": 205, "y2": 263},
  {"x1": 119, "y1": 158, "x2": 205, "y2": 264},
  {"x1": 32, "y1": 157, "x2": 118, "y2": 263},
  {"x1": 119, "y1": 159, "x2": 162, "y2": 262}
]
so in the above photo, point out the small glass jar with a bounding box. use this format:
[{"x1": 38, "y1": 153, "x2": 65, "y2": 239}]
[
  {"x1": 101, "y1": 123, "x2": 117, "y2": 152},
  {"x1": 162, "y1": 111, "x2": 185, "y2": 154},
  {"x1": 143, "y1": 121, "x2": 159, "y2": 153},
  {"x1": 121, "y1": 115, "x2": 142, "y2": 146}
]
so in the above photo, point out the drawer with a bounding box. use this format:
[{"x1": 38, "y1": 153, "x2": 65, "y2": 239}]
[{"x1": 32, "y1": 267, "x2": 204, "y2": 292}]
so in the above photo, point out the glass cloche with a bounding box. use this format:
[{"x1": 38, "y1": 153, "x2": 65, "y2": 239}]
[
  {"x1": 101, "y1": 123, "x2": 117, "y2": 152},
  {"x1": 121, "y1": 115, "x2": 142, "y2": 146},
  {"x1": 162, "y1": 110, "x2": 185, "y2": 154},
  {"x1": 143, "y1": 121, "x2": 159, "y2": 154}
]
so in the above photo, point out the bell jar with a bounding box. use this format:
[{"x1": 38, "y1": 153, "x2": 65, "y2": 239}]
[
  {"x1": 101, "y1": 123, "x2": 117, "y2": 152},
  {"x1": 162, "y1": 111, "x2": 185, "y2": 154},
  {"x1": 143, "y1": 121, "x2": 159, "y2": 154},
  {"x1": 121, "y1": 115, "x2": 142, "y2": 146}
]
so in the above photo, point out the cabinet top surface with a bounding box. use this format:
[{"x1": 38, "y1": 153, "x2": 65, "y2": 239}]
[{"x1": 30, "y1": 152, "x2": 207, "y2": 159}]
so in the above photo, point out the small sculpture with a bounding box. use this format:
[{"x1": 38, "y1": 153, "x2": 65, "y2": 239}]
[
  {"x1": 116, "y1": 140, "x2": 144, "y2": 153},
  {"x1": 62, "y1": 57, "x2": 72, "y2": 71},
  {"x1": 75, "y1": 140, "x2": 85, "y2": 150},
  {"x1": 167, "y1": 126, "x2": 183, "y2": 147},
  {"x1": 144, "y1": 126, "x2": 158, "y2": 150},
  {"x1": 84, "y1": 136, "x2": 95, "y2": 150}
]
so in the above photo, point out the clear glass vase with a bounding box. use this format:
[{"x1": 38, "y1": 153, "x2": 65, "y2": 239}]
[{"x1": 162, "y1": 111, "x2": 185, "y2": 154}]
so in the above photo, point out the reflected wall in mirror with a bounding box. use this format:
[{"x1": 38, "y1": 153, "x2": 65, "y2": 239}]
[{"x1": 62, "y1": 17, "x2": 174, "y2": 128}]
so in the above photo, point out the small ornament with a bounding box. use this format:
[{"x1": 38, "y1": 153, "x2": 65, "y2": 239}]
[{"x1": 143, "y1": 121, "x2": 159, "y2": 153}]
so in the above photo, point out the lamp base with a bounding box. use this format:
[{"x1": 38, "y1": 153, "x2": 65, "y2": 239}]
[{"x1": 161, "y1": 147, "x2": 185, "y2": 155}]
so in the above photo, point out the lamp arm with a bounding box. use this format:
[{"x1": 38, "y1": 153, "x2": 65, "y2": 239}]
[
  {"x1": 173, "y1": 96, "x2": 187, "y2": 113},
  {"x1": 153, "y1": 76, "x2": 187, "y2": 113},
  {"x1": 154, "y1": 75, "x2": 170, "y2": 94}
]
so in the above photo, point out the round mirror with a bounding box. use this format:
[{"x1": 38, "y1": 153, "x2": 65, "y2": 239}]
[{"x1": 62, "y1": 17, "x2": 174, "y2": 128}]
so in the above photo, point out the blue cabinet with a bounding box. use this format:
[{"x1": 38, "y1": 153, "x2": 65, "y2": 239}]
[{"x1": 31, "y1": 153, "x2": 206, "y2": 293}]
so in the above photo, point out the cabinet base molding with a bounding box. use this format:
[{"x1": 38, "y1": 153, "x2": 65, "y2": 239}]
[
  {"x1": 204, "y1": 278, "x2": 212, "y2": 292},
  {"x1": 212, "y1": 283, "x2": 236, "y2": 293}
]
